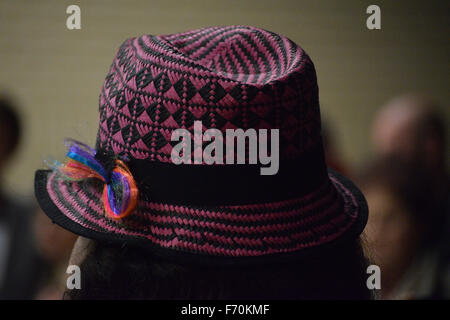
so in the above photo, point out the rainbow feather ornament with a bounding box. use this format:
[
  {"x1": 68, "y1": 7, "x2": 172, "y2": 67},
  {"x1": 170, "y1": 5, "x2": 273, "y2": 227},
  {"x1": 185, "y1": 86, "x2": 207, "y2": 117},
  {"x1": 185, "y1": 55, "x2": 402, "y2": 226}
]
[{"x1": 46, "y1": 139, "x2": 138, "y2": 220}]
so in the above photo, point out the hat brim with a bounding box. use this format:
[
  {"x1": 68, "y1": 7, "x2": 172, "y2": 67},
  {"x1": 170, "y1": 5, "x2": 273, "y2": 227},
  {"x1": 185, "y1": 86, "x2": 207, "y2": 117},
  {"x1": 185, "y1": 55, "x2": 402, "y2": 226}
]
[{"x1": 34, "y1": 167, "x2": 368, "y2": 266}]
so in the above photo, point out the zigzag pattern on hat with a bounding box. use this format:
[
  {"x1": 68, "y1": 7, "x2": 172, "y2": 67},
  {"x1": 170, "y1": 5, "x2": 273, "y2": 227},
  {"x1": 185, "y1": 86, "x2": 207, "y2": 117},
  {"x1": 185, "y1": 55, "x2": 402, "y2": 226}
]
[{"x1": 97, "y1": 25, "x2": 321, "y2": 163}]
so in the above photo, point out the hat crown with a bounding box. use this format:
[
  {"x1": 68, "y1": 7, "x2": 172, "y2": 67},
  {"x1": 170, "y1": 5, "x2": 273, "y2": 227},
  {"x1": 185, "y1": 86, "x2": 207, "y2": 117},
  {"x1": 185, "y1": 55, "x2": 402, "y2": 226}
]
[{"x1": 97, "y1": 26, "x2": 321, "y2": 162}]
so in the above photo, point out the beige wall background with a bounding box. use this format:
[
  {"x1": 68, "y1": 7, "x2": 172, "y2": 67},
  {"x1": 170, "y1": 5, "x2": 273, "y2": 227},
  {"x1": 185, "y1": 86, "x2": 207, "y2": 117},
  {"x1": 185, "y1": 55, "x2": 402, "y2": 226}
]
[{"x1": 0, "y1": 0, "x2": 449, "y2": 195}]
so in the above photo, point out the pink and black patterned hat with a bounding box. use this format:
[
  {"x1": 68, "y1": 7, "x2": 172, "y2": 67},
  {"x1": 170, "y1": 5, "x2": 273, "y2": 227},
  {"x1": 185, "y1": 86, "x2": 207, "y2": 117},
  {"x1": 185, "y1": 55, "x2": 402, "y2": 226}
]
[{"x1": 35, "y1": 26, "x2": 367, "y2": 264}]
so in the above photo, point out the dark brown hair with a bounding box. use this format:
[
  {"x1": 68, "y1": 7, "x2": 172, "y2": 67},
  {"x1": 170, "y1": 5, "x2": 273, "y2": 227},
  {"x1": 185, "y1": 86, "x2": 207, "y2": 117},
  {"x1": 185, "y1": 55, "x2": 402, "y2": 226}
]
[{"x1": 65, "y1": 238, "x2": 371, "y2": 300}]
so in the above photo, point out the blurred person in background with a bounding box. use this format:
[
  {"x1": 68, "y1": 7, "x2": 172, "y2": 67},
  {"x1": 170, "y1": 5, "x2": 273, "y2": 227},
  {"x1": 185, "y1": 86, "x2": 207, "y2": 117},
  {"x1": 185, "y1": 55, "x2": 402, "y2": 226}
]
[
  {"x1": 32, "y1": 208, "x2": 77, "y2": 300},
  {"x1": 371, "y1": 93, "x2": 447, "y2": 186},
  {"x1": 0, "y1": 96, "x2": 41, "y2": 299},
  {"x1": 367, "y1": 94, "x2": 449, "y2": 299},
  {"x1": 360, "y1": 158, "x2": 447, "y2": 299}
]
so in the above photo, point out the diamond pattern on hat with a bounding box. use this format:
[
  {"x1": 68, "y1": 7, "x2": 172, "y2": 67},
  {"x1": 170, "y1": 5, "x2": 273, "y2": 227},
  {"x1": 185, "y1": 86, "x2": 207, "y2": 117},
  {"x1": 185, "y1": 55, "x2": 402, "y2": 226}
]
[{"x1": 97, "y1": 25, "x2": 321, "y2": 163}]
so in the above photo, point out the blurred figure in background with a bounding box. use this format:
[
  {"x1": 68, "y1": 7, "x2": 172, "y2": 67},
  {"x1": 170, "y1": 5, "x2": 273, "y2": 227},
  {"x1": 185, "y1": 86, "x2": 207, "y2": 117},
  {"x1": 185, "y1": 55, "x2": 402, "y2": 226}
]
[
  {"x1": 0, "y1": 96, "x2": 40, "y2": 299},
  {"x1": 0, "y1": 96, "x2": 77, "y2": 300},
  {"x1": 366, "y1": 93, "x2": 449, "y2": 299},
  {"x1": 372, "y1": 93, "x2": 447, "y2": 183},
  {"x1": 33, "y1": 208, "x2": 77, "y2": 300},
  {"x1": 360, "y1": 158, "x2": 446, "y2": 299}
]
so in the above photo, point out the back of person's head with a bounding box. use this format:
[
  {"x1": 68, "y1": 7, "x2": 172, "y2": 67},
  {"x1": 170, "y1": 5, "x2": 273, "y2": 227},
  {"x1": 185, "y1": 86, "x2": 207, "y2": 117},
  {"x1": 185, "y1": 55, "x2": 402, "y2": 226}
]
[{"x1": 65, "y1": 238, "x2": 371, "y2": 300}]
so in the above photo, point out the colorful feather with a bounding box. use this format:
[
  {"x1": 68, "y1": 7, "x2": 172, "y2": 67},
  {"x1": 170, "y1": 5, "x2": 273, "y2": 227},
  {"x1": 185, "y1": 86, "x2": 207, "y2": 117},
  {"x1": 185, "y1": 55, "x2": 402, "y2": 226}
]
[{"x1": 46, "y1": 139, "x2": 138, "y2": 220}]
